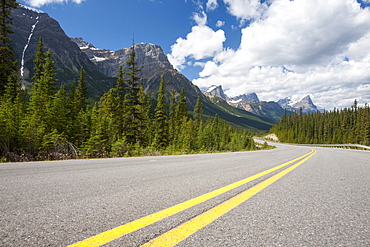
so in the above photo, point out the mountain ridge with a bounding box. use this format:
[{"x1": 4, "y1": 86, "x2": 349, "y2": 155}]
[
  {"x1": 11, "y1": 5, "x2": 274, "y2": 132},
  {"x1": 203, "y1": 85, "x2": 321, "y2": 120},
  {"x1": 11, "y1": 4, "x2": 115, "y2": 98}
]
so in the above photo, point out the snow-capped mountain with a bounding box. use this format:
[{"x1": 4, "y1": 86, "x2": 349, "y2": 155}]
[
  {"x1": 277, "y1": 97, "x2": 294, "y2": 109},
  {"x1": 277, "y1": 95, "x2": 320, "y2": 113},
  {"x1": 202, "y1": 85, "x2": 228, "y2": 100},
  {"x1": 228, "y1": 93, "x2": 259, "y2": 103},
  {"x1": 10, "y1": 4, "x2": 276, "y2": 131},
  {"x1": 202, "y1": 85, "x2": 322, "y2": 120},
  {"x1": 71, "y1": 37, "x2": 203, "y2": 106}
]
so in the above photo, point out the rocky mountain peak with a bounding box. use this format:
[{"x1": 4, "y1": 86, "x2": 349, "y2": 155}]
[
  {"x1": 202, "y1": 85, "x2": 227, "y2": 101},
  {"x1": 292, "y1": 95, "x2": 318, "y2": 113},
  {"x1": 228, "y1": 93, "x2": 259, "y2": 103},
  {"x1": 71, "y1": 39, "x2": 174, "y2": 78},
  {"x1": 300, "y1": 95, "x2": 314, "y2": 105},
  {"x1": 70, "y1": 37, "x2": 95, "y2": 50},
  {"x1": 277, "y1": 97, "x2": 293, "y2": 109}
]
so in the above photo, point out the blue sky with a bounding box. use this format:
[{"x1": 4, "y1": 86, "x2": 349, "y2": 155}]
[{"x1": 19, "y1": 0, "x2": 370, "y2": 109}]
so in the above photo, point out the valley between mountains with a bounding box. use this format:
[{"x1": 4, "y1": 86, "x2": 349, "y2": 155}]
[{"x1": 11, "y1": 4, "x2": 323, "y2": 131}]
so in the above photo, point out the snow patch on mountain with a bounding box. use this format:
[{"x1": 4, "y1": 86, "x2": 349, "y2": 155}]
[
  {"x1": 19, "y1": 4, "x2": 44, "y2": 14},
  {"x1": 21, "y1": 17, "x2": 40, "y2": 77}
]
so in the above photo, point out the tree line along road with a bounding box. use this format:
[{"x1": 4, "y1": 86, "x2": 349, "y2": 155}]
[{"x1": 1, "y1": 142, "x2": 369, "y2": 246}]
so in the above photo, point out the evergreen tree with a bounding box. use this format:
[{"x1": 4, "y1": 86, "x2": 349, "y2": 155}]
[
  {"x1": 23, "y1": 49, "x2": 57, "y2": 156},
  {"x1": 194, "y1": 96, "x2": 204, "y2": 124},
  {"x1": 112, "y1": 66, "x2": 125, "y2": 140},
  {"x1": 175, "y1": 88, "x2": 188, "y2": 123},
  {"x1": 32, "y1": 37, "x2": 45, "y2": 82},
  {"x1": 0, "y1": 0, "x2": 18, "y2": 95},
  {"x1": 153, "y1": 75, "x2": 168, "y2": 149},
  {"x1": 74, "y1": 67, "x2": 88, "y2": 112},
  {"x1": 0, "y1": 76, "x2": 26, "y2": 160},
  {"x1": 123, "y1": 44, "x2": 144, "y2": 144},
  {"x1": 168, "y1": 89, "x2": 177, "y2": 141},
  {"x1": 48, "y1": 84, "x2": 69, "y2": 135}
]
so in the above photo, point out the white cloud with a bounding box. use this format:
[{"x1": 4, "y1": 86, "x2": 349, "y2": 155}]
[
  {"x1": 190, "y1": 0, "x2": 370, "y2": 109},
  {"x1": 223, "y1": 0, "x2": 269, "y2": 22},
  {"x1": 167, "y1": 11, "x2": 226, "y2": 70},
  {"x1": 24, "y1": 0, "x2": 85, "y2": 7},
  {"x1": 216, "y1": 20, "x2": 225, "y2": 27},
  {"x1": 206, "y1": 0, "x2": 219, "y2": 11}
]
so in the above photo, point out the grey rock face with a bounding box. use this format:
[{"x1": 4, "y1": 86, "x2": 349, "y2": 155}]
[
  {"x1": 72, "y1": 38, "x2": 202, "y2": 106},
  {"x1": 228, "y1": 101, "x2": 284, "y2": 122},
  {"x1": 11, "y1": 5, "x2": 112, "y2": 97},
  {"x1": 228, "y1": 93, "x2": 259, "y2": 103},
  {"x1": 278, "y1": 96, "x2": 319, "y2": 113},
  {"x1": 292, "y1": 95, "x2": 319, "y2": 113},
  {"x1": 202, "y1": 85, "x2": 228, "y2": 101}
]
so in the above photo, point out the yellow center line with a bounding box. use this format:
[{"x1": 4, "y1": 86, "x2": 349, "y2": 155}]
[
  {"x1": 141, "y1": 149, "x2": 316, "y2": 247},
  {"x1": 67, "y1": 150, "x2": 314, "y2": 247}
]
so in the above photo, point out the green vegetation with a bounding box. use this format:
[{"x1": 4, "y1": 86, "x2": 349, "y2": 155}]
[
  {"x1": 0, "y1": 36, "x2": 257, "y2": 162},
  {"x1": 271, "y1": 102, "x2": 370, "y2": 145}
]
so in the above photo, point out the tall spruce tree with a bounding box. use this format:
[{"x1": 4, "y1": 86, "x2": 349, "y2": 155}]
[
  {"x1": 24, "y1": 48, "x2": 57, "y2": 156},
  {"x1": 153, "y1": 75, "x2": 168, "y2": 149},
  {"x1": 32, "y1": 37, "x2": 45, "y2": 83},
  {"x1": 113, "y1": 66, "x2": 125, "y2": 140},
  {"x1": 194, "y1": 96, "x2": 204, "y2": 124},
  {"x1": 74, "y1": 67, "x2": 88, "y2": 112},
  {"x1": 168, "y1": 89, "x2": 176, "y2": 141},
  {"x1": 123, "y1": 44, "x2": 144, "y2": 144},
  {"x1": 175, "y1": 88, "x2": 188, "y2": 123},
  {"x1": 0, "y1": 0, "x2": 18, "y2": 95}
]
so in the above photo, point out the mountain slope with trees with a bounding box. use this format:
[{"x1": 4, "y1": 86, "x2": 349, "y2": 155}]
[
  {"x1": 271, "y1": 101, "x2": 370, "y2": 145},
  {"x1": 1, "y1": 13, "x2": 257, "y2": 162},
  {"x1": 10, "y1": 4, "x2": 275, "y2": 132}
]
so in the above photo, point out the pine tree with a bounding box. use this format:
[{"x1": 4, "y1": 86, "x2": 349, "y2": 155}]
[
  {"x1": 48, "y1": 84, "x2": 69, "y2": 135},
  {"x1": 74, "y1": 67, "x2": 88, "y2": 112},
  {"x1": 24, "y1": 48, "x2": 57, "y2": 156},
  {"x1": 123, "y1": 44, "x2": 144, "y2": 144},
  {"x1": 168, "y1": 89, "x2": 177, "y2": 142},
  {"x1": 153, "y1": 75, "x2": 168, "y2": 149},
  {"x1": 0, "y1": 0, "x2": 18, "y2": 95},
  {"x1": 175, "y1": 88, "x2": 188, "y2": 123},
  {"x1": 112, "y1": 66, "x2": 125, "y2": 140},
  {"x1": 194, "y1": 96, "x2": 204, "y2": 124},
  {"x1": 32, "y1": 37, "x2": 45, "y2": 82}
]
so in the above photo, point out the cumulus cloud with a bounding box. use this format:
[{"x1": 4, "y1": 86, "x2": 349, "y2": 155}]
[
  {"x1": 190, "y1": 0, "x2": 370, "y2": 109},
  {"x1": 216, "y1": 20, "x2": 225, "y2": 27},
  {"x1": 206, "y1": 0, "x2": 219, "y2": 11},
  {"x1": 24, "y1": 0, "x2": 85, "y2": 7},
  {"x1": 167, "y1": 11, "x2": 226, "y2": 70},
  {"x1": 223, "y1": 0, "x2": 269, "y2": 22}
]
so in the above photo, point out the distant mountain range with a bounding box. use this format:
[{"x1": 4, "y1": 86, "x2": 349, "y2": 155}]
[
  {"x1": 10, "y1": 4, "x2": 275, "y2": 132},
  {"x1": 202, "y1": 85, "x2": 321, "y2": 121}
]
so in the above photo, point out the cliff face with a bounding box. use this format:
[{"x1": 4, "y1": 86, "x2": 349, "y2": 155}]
[
  {"x1": 11, "y1": 5, "x2": 114, "y2": 98},
  {"x1": 229, "y1": 101, "x2": 284, "y2": 122},
  {"x1": 71, "y1": 39, "x2": 173, "y2": 78},
  {"x1": 202, "y1": 85, "x2": 228, "y2": 101},
  {"x1": 72, "y1": 38, "x2": 202, "y2": 106},
  {"x1": 228, "y1": 93, "x2": 259, "y2": 103},
  {"x1": 291, "y1": 95, "x2": 319, "y2": 113}
]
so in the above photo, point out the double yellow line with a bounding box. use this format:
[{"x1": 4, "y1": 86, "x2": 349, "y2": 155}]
[{"x1": 67, "y1": 149, "x2": 316, "y2": 247}]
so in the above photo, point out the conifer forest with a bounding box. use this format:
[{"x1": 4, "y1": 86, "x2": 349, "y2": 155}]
[
  {"x1": 0, "y1": 2, "x2": 256, "y2": 161},
  {"x1": 271, "y1": 104, "x2": 370, "y2": 145}
]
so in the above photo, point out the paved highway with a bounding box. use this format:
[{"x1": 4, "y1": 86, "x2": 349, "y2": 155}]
[{"x1": 1, "y1": 143, "x2": 369, "y2": 246}]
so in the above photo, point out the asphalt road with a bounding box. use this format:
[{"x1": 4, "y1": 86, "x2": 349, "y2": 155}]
[{"x1": 1, "y1": 143, "x2": 369, "y2": 246}]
